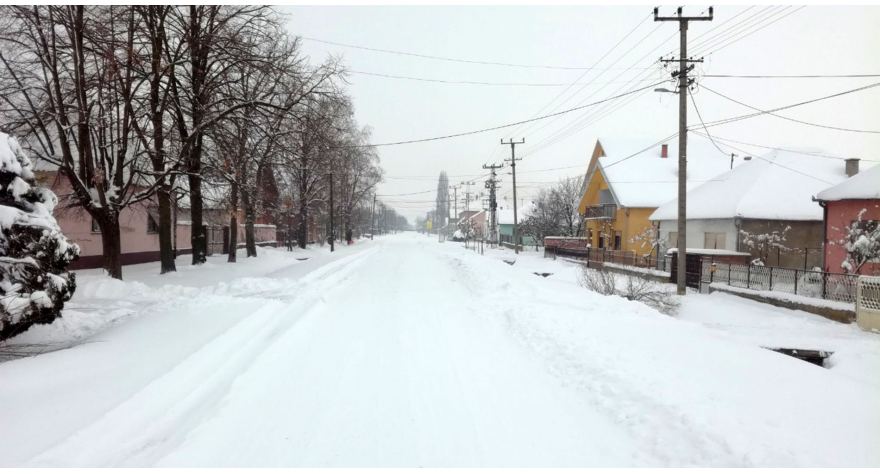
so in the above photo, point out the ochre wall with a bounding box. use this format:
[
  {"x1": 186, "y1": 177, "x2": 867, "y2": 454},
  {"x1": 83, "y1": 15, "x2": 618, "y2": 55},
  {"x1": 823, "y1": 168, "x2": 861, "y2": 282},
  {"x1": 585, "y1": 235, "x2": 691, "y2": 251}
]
[{"x1": 579, "y1": 167, "x2": 656, "y2": 255}]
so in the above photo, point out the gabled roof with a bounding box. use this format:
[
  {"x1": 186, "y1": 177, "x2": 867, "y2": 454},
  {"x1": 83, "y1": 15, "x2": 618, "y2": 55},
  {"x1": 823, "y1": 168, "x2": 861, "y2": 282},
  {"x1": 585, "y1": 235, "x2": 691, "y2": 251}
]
[
  {"x1": 590, "y1": 137, "x2": 736, "y2": 208},
  {"x1": 650, "y1": 148, "x2": 854, "y2": 221},
  {"x1": 816, "y1": 161, "x2": 880, "y2": 201}
]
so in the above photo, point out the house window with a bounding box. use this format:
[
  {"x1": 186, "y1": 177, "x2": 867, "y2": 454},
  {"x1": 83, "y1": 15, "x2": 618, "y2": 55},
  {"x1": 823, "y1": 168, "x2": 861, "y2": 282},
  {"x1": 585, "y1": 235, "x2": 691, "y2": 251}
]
[
  {"x1": 598, "y1": 234, "x2": 605, "y2": 249},
  {"x1": 91, "y1": 218, "x2": 101, "y2": 233},
  {"x1": 704, "y1": 232, "x2": 726, "y2": 250},
  {"x1": 586, "y1": 228, "x2": 593, "y2": 247},
  {"x1": 614, "y1": 231, "x2": 622, "y2": 250},
  {"x1": 147, "y1": 213, "x2": 160, "y2": 233},
  {"x1": 668, "y1": 231, "x2": 678, "y2": 248}
]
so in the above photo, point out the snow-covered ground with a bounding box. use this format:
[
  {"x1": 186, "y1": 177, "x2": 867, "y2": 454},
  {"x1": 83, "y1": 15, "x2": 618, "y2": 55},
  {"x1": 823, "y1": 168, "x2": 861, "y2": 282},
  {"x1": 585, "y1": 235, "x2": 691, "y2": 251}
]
[{"x1": 1, "y1": 233, "x2": 879, "y2": 467}]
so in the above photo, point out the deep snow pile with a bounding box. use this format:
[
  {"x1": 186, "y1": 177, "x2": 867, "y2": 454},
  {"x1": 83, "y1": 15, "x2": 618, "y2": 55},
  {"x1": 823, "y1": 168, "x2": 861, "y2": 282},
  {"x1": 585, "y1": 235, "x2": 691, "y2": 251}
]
[{"x1": 0, "y1": 132, "x2": 78, "y2": 341}]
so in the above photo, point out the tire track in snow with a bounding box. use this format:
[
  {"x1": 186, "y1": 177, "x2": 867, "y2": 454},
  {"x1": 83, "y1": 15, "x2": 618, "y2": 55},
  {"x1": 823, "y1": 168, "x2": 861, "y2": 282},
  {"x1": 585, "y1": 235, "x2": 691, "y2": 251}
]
[{"x1": 25, "y1": 247, "x2": 379, "y2": 467}]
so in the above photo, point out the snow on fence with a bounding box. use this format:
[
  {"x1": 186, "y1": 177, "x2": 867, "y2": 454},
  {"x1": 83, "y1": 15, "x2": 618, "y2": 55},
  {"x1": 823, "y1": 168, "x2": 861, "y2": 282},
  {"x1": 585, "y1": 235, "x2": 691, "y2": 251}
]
[{"x1": 702, "y1": 261, "x2": 859, "y2": 305}]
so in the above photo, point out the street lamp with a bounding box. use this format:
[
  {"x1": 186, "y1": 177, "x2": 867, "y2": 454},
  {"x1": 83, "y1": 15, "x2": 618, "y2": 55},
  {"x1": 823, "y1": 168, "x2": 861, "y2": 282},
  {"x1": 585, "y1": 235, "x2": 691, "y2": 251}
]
[{"x1": 654, "y1": 87, "x2": 677, "y2": 94}]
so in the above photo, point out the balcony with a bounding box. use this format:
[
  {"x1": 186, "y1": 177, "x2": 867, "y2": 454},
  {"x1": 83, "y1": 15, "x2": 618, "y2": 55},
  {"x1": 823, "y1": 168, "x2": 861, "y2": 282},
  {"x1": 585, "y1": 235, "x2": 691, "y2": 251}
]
[{"x1": 584, "y1": 204, "x2": 616, "y2": 220}]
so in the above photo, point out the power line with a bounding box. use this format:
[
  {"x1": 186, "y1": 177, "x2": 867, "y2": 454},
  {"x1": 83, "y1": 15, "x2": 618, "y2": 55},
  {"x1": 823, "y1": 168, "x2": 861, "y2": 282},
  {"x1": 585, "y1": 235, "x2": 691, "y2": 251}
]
[
  {"x1": 339, "y1": 80, "x2": 666, "y2": 148},
  {"x1": 704, "y1": 74, "x2": 880, "y2": 79},
  {"x1": 691, "y1": 131, "x2": 834, "y2": 185},
  {"x1": 688, "y1": 87, "x2": 730, "y2": 157},
  {"x1": 302, "y1": 36, "x2": 655, "y2": 71},
  {"x1": 505, "y1": 18, "x2": 665, "y2": 142},
  {"x1": 696, "y1": 6, "x2": 806, "y2": 57},
  {"x1": 699, "y1": 83, "x2": 880, "y2": 133},
  {"x1": 348, "y1": 71, "x2": 663, "y2": 87},
  {"x1": 689, "y1": 132, "x2": 880, "y2": 162},
  {"x1": 687, "y1": 5, "x2": 786, "y2": 57},
  {"x1": 695, "y1": 81, "x2": 880, "y2": 130},
  {"x1": 486, "y1": 13, "x2": 655, "y2": 164}
]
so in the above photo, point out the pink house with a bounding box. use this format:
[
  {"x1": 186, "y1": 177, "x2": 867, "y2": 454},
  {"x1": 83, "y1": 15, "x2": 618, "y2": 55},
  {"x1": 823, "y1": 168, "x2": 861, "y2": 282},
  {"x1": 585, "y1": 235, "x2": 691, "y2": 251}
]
[
  {"x1": 37, "y1": 171, "x2": 277, "y2": 270},
  {"x1": 816, "y1": 159, "x2": 880, "y2": 276}
]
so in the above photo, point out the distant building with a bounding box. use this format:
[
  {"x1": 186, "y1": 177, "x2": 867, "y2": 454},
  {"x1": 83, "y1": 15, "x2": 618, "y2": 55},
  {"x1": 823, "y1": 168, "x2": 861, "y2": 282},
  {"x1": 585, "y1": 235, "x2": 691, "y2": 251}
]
[{"x1": 497, "y1": 203, "x2": 536, "y2": 247}]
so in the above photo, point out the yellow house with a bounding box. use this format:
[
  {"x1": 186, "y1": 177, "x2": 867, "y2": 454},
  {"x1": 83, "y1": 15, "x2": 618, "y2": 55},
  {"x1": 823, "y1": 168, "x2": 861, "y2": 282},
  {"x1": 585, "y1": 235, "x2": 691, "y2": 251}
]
[{"x1": 577, "y1": 138, "x2": 732, "y2": 257}]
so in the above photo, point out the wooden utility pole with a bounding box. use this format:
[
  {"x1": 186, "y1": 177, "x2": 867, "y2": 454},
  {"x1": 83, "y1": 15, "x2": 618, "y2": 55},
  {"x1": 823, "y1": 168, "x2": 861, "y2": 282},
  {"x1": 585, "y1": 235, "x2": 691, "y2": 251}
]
[
  {"x1": 655, "y1": 6, "x2": 712, "y2": 295},
  {"x1": 370, "y1": 194, "x2": 376, "y2": 240},
  {"x1": 483, "y1": 163, "x2": 503, "y2": 246},
  {"x1": 329, "y1": 172, "x2": 335, "y2": 252},
  {"x1": 502, "y1": 138, "x2": 525, "y2": 254}
]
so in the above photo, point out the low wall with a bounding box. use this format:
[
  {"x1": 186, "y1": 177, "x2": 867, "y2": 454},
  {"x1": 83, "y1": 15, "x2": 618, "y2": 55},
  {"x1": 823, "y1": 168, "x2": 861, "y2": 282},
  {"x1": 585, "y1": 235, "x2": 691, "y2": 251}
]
[
  {"x1": 708, "y1": 283, "x2": 855, "y2": 324},
  {"x1": 603, "y1": 263, "x2": 671, "y2": 284}
]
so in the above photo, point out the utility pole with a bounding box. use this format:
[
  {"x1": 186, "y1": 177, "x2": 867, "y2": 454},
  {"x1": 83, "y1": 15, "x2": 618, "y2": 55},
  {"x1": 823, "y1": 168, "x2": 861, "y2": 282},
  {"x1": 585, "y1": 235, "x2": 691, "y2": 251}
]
[
  {"x1": 502, "y1": 138, "x2": 525, "y2": 254},
  {"x1": 483, "y1": 163, "x2": 503, "y2": 246},
  {"x1": 370, "y1": 194, "x2": 376, "y2": 240},
  {"x1": 655, "y1": 6, "x2": 712, "y2": 295},
  {"x1": 450, "y1": 184, "x2": 461, "y2": 229},
  {"x1": 329, "y1": 172, "x2": 335, "y2": 252}
]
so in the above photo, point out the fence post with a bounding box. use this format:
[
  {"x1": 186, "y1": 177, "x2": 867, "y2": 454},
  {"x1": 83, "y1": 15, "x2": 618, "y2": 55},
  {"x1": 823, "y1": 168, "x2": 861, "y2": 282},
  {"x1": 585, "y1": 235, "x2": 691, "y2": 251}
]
[
  {"x1": 769, "y1": 268, "x2": 774, "y2": 291},
  {"x1": 794, "y1": 269, "x2": 799, "y2": 295},
  {"x1": 747, "y1": 264, "x2": 751, "y2": 290}
]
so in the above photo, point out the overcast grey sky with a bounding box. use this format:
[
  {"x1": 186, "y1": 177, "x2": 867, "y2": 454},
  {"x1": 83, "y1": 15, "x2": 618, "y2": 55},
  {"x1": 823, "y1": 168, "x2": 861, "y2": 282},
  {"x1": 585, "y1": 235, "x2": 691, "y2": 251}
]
[{"x1": 282, "y1": 5, "x2": 880, "y2": 222}]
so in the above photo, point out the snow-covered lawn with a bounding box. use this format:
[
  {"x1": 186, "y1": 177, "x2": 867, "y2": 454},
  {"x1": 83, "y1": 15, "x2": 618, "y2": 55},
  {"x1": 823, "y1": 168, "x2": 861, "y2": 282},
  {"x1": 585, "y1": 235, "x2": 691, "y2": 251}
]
[{"x1": 1, "y1": 233, "x2": 879, "y2": 467}]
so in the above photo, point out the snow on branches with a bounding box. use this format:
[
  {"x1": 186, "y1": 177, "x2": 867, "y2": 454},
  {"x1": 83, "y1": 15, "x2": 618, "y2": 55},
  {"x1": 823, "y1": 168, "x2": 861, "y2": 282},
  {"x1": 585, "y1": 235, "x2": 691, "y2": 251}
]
[
  {"x1": 0, "y1": 133, "x2": 79, "y2": 341},
  {"x1": 834, "y1": 209, "x2": 880, "y2": 274}
]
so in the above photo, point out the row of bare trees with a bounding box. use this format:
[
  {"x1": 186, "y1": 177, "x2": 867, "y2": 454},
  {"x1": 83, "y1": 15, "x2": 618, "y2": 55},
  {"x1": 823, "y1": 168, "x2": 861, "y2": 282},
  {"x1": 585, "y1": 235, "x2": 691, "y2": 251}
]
[{"x1": 0, "y1": 6, "x2": 386, "y2": 279}]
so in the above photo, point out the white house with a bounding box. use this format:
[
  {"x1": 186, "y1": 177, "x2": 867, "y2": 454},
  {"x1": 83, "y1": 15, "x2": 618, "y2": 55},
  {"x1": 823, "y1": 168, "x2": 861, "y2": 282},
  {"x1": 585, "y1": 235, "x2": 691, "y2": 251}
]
[{"x1": 650, "y1": 148, "x2": 855, "y2": 269}]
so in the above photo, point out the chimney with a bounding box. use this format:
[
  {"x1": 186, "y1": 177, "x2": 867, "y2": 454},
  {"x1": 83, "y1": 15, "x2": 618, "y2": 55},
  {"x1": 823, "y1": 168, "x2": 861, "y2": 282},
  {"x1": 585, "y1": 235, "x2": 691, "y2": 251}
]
[
  {"x1": 845, "y1": 158, "x2": 860, "y2": 177},
  {"x1": 661, "y1": 143, "x2": 668, "y2": 158}
]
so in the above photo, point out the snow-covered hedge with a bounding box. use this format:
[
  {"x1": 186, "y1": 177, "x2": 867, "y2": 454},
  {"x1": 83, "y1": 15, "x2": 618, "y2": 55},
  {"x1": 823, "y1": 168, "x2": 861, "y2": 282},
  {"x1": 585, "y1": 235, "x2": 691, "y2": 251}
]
[{"x1": 1, "y1": 132, "x2": 79, "y2": 341}]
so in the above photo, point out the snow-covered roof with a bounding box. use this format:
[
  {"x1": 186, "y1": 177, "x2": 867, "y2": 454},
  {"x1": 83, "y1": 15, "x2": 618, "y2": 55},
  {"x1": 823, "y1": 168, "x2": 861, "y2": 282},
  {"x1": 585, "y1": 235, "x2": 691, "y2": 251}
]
[
  {"x1": 650, "y1": 148, "x2": 854, "y2": 222},
  {"x1": 497, "y1": 202, "x2": 534, "y2": 225},
  {"x1": 594, "y1": 137, "x2": 736, "y2": 208},
  {"x1": 816, "y1": 161, "x2": 880, "y2": 201}
]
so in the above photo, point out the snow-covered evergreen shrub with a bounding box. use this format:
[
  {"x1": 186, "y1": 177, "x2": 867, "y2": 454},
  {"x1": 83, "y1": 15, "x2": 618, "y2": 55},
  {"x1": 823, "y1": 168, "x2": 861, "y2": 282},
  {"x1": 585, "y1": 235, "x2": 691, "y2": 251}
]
[{"x1": 0, "y1": 132, "x2": 79, "y2": 341}]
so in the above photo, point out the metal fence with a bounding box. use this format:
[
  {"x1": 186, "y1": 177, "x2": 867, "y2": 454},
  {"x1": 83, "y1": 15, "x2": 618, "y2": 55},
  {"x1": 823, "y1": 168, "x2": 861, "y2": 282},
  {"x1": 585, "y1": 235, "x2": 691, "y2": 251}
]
[
  {"x1": 546, "y1": 246, "x2": 672, "y2": 272},
  {"x1": 702, "y1": 261, "x2": 859, "y2": 305}
]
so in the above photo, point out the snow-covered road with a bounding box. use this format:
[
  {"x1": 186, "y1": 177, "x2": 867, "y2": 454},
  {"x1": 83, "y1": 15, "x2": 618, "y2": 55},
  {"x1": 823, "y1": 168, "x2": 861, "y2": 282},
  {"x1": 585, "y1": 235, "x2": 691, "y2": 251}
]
[{"x1": 2, "y1": 233, "x2": 879, "y2": 467}]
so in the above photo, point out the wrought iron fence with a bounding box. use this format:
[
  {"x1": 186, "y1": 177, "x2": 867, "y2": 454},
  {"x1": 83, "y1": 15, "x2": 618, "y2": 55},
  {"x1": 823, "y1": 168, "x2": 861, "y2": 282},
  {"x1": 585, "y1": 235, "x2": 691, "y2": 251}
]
[{"x1": 702, "y1": 261, "x2": 859, "y2": 305}]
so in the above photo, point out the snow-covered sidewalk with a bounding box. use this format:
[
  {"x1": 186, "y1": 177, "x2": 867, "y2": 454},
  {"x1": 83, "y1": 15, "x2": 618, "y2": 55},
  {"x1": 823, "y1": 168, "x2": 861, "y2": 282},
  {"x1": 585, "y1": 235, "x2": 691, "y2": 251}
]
[{"x1": 1, "y1": 233, "x2": 879, "y2": 467}]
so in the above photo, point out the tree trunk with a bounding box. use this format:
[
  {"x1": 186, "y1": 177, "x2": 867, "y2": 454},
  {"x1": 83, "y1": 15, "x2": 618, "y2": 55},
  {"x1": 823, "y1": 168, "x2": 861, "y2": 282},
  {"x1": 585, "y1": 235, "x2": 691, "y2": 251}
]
[
  {"x1": 297, "y1": 193, "x2": 308, "y2": 250},
  {"x1": 98, "y1": 214, "x2": 123, "y2": 280},
  {"x1": 158, "y1": 186, "x2": 176, "y2": 273},
  {"x1": 242, "y1": 177, "x2": 257, "y2": 257},
  {"x1": 188, "y1": 167, "x2": 206, "y2": 264},
  {"x1": 228, "y1": 181, "x2": 239, "y2": 263}
]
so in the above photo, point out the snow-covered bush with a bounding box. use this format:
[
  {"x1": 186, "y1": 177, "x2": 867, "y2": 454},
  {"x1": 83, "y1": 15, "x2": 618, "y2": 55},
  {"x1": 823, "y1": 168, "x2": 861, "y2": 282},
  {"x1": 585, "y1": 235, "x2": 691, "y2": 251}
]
[
  {"x1": 0, "y1": 132, "x2": 79, "y2": 341},
  {"x1": 578, "y1": 266, "x2": 681, "y2": 315},
  {"x1": 835, "y1": 209, "x2": 880, "y2": 274}
]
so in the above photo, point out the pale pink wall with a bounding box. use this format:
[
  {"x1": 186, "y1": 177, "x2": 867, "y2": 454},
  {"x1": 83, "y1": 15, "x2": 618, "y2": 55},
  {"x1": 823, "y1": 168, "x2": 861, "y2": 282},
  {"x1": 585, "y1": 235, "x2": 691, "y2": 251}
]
[
  {"x1": 46, "y1": 174, "x2": 162, "y2": 257},
  {"x1": 825, "y1": 199, "x2": 880, "y2": 275},
  {"x1": 44, "y1": 173, "x2": 276, "y2": 264}
]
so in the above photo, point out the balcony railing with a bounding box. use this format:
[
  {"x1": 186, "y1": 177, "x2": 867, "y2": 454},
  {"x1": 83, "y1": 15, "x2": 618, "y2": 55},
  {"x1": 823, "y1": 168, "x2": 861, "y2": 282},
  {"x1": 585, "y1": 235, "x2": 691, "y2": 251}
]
[{"x1": 584, "y1": 204, "x2": 616, "y2": 220}]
